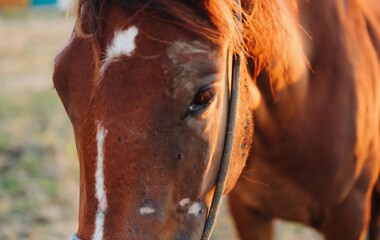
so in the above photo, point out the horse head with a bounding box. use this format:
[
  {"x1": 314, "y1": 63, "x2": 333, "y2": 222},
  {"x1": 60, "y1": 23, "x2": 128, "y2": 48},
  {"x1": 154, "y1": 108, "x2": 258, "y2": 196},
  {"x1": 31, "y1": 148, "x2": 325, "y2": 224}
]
[{"x1": 53, "y1": 0, "x2": 264, "y2": 239}]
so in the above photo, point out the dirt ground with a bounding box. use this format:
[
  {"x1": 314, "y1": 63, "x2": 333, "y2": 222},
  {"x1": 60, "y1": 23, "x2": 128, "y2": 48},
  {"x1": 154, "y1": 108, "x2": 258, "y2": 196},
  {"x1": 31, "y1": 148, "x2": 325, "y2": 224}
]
[{"x1": 0, "y1": 9, "x2": 323, "y2": 240}]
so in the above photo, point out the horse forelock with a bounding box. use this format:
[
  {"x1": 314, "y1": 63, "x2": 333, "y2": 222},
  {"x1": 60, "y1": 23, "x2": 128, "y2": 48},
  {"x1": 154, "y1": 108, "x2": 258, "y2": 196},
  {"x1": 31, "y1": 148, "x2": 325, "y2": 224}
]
[{"x1": 74, "y1": 0, "x2": 286, "y2": 76}]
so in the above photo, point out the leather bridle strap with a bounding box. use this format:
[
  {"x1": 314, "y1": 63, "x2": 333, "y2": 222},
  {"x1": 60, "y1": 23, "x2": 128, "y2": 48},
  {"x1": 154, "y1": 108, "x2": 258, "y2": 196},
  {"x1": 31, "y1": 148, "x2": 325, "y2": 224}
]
[{"x1": 200, "y1": 1, "x2": 243, "y2": 239}]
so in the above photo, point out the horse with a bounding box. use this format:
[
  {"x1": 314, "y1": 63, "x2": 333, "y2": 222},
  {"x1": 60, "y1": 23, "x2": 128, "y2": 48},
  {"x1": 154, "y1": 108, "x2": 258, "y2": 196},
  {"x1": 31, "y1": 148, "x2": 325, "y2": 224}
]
[{"x1": 52, "y1": 0, "x2": 380, "y2": 239}]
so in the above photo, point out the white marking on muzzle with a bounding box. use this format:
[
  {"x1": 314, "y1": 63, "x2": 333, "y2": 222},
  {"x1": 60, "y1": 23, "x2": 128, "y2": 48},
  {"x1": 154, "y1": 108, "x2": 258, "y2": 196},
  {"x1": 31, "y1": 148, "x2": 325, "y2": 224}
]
[
  {"x1": 179, "y1": 198, "x2": 191, "y2": 207},
  {"x1": 188, "y1": 202, "x2": 203, "y2": 216},
  {"x1": 100, "y1": 26, "x2": 139, "y2": 75},
  {"x1": 139, "y1": 206, "x2": 156, "y2": 216},
  {"x1": 93, "y1": 125, "x2": 107, "y2": 240}
]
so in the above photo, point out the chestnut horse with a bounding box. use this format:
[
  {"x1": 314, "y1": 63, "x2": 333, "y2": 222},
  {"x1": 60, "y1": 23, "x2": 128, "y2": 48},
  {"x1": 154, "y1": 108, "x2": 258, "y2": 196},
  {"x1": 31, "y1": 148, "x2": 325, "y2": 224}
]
[{"x1": 53, "y1": 0, "x2": 380, "y2": 239}]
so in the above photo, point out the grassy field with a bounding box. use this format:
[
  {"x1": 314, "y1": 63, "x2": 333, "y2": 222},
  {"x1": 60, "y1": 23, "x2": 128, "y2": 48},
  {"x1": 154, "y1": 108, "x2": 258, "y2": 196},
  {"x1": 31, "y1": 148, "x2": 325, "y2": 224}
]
[
  {"x1": 0, "y1": 9, "x2": 79, "y2": 240},
  {"x1": 0, "y1": 9, "x2": 322, "y2": 240}
]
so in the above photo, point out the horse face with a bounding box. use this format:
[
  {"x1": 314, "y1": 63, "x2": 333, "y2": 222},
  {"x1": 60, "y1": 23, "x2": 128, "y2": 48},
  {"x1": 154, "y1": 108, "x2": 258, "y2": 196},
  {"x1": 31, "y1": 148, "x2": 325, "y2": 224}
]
[{"x1": 53, "y1": 5, "x2": 238, "y2": 239}]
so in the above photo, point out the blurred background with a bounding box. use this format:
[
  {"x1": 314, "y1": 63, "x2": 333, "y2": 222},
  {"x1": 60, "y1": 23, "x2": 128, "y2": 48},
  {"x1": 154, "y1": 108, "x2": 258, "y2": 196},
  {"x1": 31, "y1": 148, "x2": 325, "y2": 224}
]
[{"x1": 0, "y1": 1, "x2": 322, "y2": 239}]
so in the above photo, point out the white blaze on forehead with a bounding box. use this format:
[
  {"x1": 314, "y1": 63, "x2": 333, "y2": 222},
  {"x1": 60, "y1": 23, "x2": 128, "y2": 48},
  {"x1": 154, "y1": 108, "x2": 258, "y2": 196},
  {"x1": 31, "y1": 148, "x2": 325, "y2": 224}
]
[
  {"x1": 93, "y1": 124, "x2": 107, "y2": 240},
  {"x1": 107, "y1": 26, "x2": 139, "y2": 59},
  {"x1": 139, "y1": 206, "x2": 156, "y2": 216},
  {"x1": 100, "y1": 26, "x2": 139, "y2": 76},
  {"x1": 179, "y1": 198, "x2": 191, "y2": 207},
  {"x1": 188, "y1": 202, "x2": 203, "y2": 216}
]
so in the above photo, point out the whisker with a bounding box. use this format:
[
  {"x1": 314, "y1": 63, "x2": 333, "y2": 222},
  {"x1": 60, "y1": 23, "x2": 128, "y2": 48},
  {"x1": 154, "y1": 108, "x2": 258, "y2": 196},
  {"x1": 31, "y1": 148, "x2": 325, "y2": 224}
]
[
  {"x1": 241, "y1": 174, "x2": 271, "y2": 188},
  {"x1": 242, "y1": 168, "x2": 258, "y2": 173}
]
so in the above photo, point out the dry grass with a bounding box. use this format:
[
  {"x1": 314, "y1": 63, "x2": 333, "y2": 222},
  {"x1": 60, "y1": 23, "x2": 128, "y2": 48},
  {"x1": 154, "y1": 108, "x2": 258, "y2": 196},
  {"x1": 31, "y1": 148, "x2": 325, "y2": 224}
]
[
  {"x1": 0, "y1": 9, "x2": 322, "y2": 240},
  {"x1": 0, "y1": 9, "x2": 78, "y2": 240}
]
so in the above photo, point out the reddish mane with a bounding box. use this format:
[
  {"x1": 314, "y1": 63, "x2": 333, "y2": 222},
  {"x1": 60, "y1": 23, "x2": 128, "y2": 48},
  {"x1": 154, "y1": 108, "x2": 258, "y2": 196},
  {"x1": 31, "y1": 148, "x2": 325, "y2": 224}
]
[{"x1": 74, "y1": 0, "x2": 285, "y2": 75}]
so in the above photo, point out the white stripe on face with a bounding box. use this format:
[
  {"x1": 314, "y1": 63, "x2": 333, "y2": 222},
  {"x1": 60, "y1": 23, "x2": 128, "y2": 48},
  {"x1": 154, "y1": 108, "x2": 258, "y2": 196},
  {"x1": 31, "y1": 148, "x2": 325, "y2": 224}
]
[
  {"x1": 100, "y1": 26, "x2": 139, "y2": 75},
  {"x1": 93, "y1": 124, "x2": 107, "y2": 240},
  {"x1": 93, "y1": 210, "x2": 105, "y2": 240}
]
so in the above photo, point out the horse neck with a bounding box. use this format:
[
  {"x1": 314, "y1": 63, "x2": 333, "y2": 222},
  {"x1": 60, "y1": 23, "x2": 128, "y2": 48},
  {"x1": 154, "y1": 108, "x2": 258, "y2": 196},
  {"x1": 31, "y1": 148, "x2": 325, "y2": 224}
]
[
  {"x1": 296, "y1": 0, "x2": 365, "y2": 96},
  {"x1": 256, "y1": 0, "x2": 309, "y2": 110},
  {"x1": 297, "y1": 0, "x2": 351, "y2": 60},
  {"x1": 258, "y1": 0, "x2": 356, "y2": 110},
  {"x1": 253, "y1": 0, "x2": 366, "y2": 148}
]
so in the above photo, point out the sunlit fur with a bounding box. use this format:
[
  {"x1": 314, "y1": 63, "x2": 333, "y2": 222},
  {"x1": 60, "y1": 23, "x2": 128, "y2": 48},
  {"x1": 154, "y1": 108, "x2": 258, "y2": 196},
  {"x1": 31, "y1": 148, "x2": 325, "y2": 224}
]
[{"x1": 74, "y1": 0, "x2": 285, "y2": 76}]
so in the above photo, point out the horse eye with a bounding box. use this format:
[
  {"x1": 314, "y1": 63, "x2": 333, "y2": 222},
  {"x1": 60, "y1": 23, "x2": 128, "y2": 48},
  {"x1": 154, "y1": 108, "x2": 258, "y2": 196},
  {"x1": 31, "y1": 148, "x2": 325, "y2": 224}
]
[{"x1": 189, "y1": 86, "x2": 216, "y2": 114}]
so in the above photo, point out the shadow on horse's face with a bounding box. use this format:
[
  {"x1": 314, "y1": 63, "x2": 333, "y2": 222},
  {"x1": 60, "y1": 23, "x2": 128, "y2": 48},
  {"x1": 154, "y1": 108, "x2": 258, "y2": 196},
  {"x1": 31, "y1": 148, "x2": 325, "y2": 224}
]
[{"x1": 52, "y1": 3, "x2": 257, "y2": 239}]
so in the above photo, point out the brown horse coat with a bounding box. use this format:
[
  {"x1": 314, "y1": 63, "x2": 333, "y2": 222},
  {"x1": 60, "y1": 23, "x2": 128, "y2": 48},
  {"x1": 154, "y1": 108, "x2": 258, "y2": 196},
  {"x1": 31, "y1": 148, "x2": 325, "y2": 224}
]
[{"x1": 229, "y1": 0, "x2": 380, "y2": 239}]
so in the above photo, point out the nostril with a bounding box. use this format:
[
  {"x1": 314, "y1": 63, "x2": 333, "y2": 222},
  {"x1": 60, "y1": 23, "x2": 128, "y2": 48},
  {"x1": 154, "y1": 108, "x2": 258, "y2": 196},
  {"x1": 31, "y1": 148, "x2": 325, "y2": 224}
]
[{"x1": 177, "y1": 153, "x2": 184, "y2": 160}]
